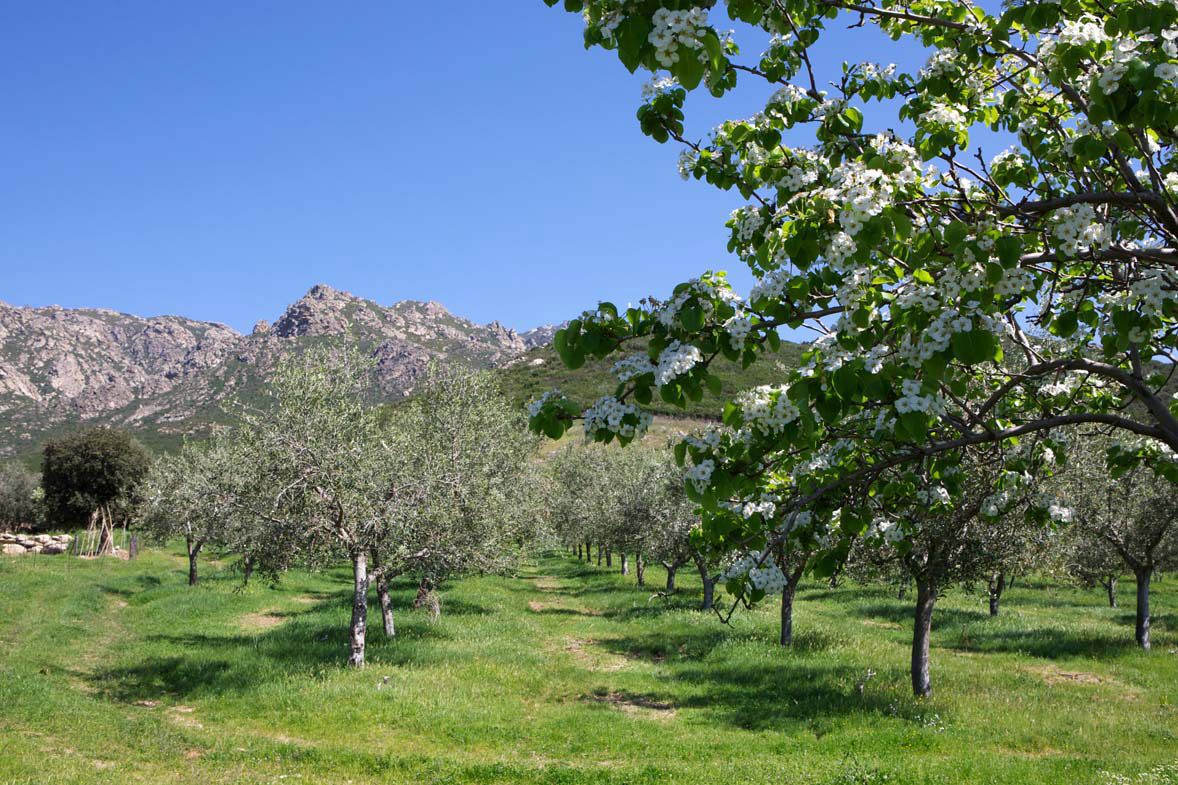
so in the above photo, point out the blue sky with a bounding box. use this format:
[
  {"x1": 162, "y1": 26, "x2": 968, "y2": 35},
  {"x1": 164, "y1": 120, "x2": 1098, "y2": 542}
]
[{"x1": 1, "y1": 2, "x2": 932, "y2": 334}]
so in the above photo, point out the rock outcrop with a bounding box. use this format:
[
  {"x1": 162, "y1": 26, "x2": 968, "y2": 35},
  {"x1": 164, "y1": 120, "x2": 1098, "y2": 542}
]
[{"x1": 0, "y1": 532, "x2": 73, "y2": 555}]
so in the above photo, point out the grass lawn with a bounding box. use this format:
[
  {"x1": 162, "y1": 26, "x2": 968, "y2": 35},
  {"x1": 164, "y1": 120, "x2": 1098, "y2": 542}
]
[{"x1": 0, "y1": 546, "x2": 1174, "y2": 784}]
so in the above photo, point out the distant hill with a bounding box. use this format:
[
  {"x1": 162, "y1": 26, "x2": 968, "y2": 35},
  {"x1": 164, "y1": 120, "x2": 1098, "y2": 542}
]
[{"x1": 0, "y1": 284, "x2": 559, "y2": 462}]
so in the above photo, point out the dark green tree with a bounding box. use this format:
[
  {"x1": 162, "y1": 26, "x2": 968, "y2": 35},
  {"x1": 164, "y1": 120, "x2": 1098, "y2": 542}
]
[
  {"x1": 41, "y1": 427, "x2": 149, "y2": 552},
  {"x1": 0, "y1": 463, "x2": 41, "y2": 532}
]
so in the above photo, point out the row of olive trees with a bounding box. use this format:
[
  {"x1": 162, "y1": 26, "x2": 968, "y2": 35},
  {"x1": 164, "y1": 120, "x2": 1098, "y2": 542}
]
[
  {"x1": 141, "y1": 348, "x2": 542, "y2": 667},
  {"x1": 547, "y1": 443, "x2": 721, "y2": 610}
]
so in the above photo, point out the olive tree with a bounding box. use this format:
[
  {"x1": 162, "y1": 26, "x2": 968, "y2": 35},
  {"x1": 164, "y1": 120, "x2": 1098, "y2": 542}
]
[
  {"x1": 1055, "y1": 436, "x2": 1178, "y2": 649},
  {"x1": 231, "y1": 347, "x2": 402, "y2": 667},
  {"x1": 0, "y1": 463, "x2": 40, "y2": 532},
  {"x1": 529, "y1": 0, "x2": 1178, "y2": 680}
]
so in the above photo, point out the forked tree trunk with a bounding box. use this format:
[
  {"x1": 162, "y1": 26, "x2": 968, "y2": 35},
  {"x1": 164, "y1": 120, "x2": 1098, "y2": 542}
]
[
  {"x1": 692, "y1": 553, "x2": 714, "y2": 610},
  {"x1": 1135, "y1": 566, "x2": 1152, "y2": 650},
  {"x1": 635, "y1": 551, "x2": 645, "y2": 587},
  {"x1": 348, "y1": 552, "x2": 369, "y2": 667},
  {"x1": 780, "y1": 563, "x2": 806, "y2": 647},
  {"x1": 912, "y1": 578, "x2": 936, "y2": 697},
  {"x1": 620, "y1": 553, "x2": 629, "y2": 575},
  {"x1": 371, "y1": 551, "x2": 395, "y2": 637},
  {"x1": 186, "y1": 536, "x2": 204, "y2": 586},
  {"x1": 987, "y1": 572, "x2": 1005, "y2": 617}
]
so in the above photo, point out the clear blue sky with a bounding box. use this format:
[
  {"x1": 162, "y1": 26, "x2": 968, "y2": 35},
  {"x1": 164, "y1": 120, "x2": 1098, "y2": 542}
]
[{"x1": 1, "y1": 2, "x2": 931, "y2": 334}]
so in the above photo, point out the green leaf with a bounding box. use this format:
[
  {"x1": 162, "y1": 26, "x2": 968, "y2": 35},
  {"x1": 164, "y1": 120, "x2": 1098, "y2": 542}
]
[
  {"x1": 617, "y1": 15, "x2": 650, "y2": 73},
  {"x1": 951, "y1": 330, "x2": 995, "y2": 364}
]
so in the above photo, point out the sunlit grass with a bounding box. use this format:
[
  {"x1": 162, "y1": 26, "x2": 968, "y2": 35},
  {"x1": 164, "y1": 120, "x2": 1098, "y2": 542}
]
[{"x1": 0, "y1": 546, "x2": 1174, "y2": 784}]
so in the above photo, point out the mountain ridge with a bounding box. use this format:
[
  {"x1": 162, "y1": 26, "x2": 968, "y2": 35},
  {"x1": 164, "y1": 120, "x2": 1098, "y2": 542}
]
[{"x1": 0, "y1": 284, "x2": 558, "y2": 458}]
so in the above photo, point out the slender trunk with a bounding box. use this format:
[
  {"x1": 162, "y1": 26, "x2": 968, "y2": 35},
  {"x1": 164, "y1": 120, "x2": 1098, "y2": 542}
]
[
  {"x1": 371, "y1": 551, "x2": 395, "y2": 638},
  {"x1": 348, "y1": 552, "x2": 369, "y2": 667},
  {"x1": 1135, "y1": 566, "x2": 1152, "y2": 650},
  {"x1": 1007, "y1": 573, "x2": 1016, "y2": 589},
  {"x1": 635, "y1": 551, "x2": 645, "y2": 587},
  {"x1": 1106, "y1": 575, "x2": 1117, "y2": 608},
  {"x1": 605, "y1": 548, "x2": 612, "y2": 567},
  {"x1": 780, "y1": 563, "x2": 806, "y2": 647},
  {"x1": 693, "y1": 553, "x2": 714, "y2": 610},
  {"x1": 912, "y1": 578, "x2": 936, "y2": 697},
  {"x1": 620, "y1": 553, "x2": 629, "y2": 576},
  {"x1": 242, "y1": 555, "x2": 254, "y2": 587},
  {"x1": 576, "y1": 544, "x2": 582, "y2": 560},
  {"x1": 597, "y1": 544, "x2": 603, "y2": 566},
  {"x1": 585, "y1": 541, "x2": 592, "y2": 562},
  {"x1": 665, "y1": 565, "x2": 676, "y2": 593},
  {"x1": 186, "y1": 537, "x2": 203, "y2": 587},
  {"x1": 987, "y1": 571, "x2": 1005, "y2": 617}
]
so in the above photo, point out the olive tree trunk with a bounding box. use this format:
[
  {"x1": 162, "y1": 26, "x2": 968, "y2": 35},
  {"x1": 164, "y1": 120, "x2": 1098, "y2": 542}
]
[
  {"x1": 186, "y1": 536, "x2": 204, "y2": 587},
  {"x1": 987, "y1": 571, "x2": 1005, "y2": 617},
  {"x1": 597, "y1": 545, "x2": 603, "y2": 566},
  {"x1": 635, "y1": 551, "x2": 645, "y2": 587},
  {"x1": 370, "y1": 551, "x2": 395, "y2": 638},
  {"x1": 620, "y1": 553, "x2": 629, "y2": 576},
  {"x1": 605, "y1": 548, "x2": 612, "y2": 567},
  {"x1": 348, "y1": 552, "x2": 369, "y2": 667},
  {"x1": 912, "y1": 578, "x2": 936, "y2": 697},
  {"x1": 1102, "y1": 575, "x2": 1117, "y2": 608},
  {"x1": 1135, "y1": 566, "x2": 1152, "y2": 650}
]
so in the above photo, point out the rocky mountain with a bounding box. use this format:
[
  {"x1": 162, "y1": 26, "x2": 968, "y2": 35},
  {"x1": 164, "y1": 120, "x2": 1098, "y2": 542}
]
[{"x1": 0, "y1": 285, "x2": 555, "y2": 458}]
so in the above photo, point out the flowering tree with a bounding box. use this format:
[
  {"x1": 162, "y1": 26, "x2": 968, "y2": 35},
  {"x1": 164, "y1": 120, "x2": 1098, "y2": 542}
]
[{"x1": 531, "y1": 0, "x2": 1178, "y2": 681}]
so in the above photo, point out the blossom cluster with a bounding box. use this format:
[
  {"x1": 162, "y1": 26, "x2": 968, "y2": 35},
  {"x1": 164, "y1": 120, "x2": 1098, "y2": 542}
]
[
  {"x1": 654, "y1": 341, "x2": 703, "y2": 387},
  {"x1": 582, "y1": 395, "x2": 651, "y2": 439},
  {"x1": 527, "y1": 390, "x2": 566, "y2": 419},
  {"x1": 648, "y1": 7, "x2": 709, "y2": 68},
  {"x1": 736, "y1": 385, "x2": 802, "y2": 432}
]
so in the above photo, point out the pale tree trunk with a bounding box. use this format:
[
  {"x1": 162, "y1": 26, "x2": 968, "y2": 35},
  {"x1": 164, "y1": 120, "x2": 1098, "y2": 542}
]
[
  {"x1": 348, "y1": 552, "x2": 369, "y2": 667},
  {"x1": 620, "y1": 553, "x2": 629, "y2": 576},
  {"x1": 987, "y1": 571, "x2": 1005, "y2": 617},
  {"x1": 371, "y1": 551, "x2": 395, "y2": 638},
  {"x1": 635, "y1": 551, "x2": 645, "y2": 587},
  {"x1": 1104, "y1": 575, "x2": 1117, "y2": 608},
  {"x1": 1135, "y1": 566, "x2": 1152, "y2": 650},
  {"x1": 780, "y1": 563, "x2": 806, "y2": 647},
  {"x1": 912, "y1": 578, "x2": 936, "y2": 697},
  {"x1": 186, "y1": 536, "x2": 204, "y2": 587}
]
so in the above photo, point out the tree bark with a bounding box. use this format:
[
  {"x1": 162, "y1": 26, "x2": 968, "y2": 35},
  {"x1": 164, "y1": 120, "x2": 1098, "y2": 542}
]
[
  {"x1": 912, "y1": 577, "x2": 936, "y2": 697},
  {"x1": 348, "y1": 552, "x2": 369, "y2": 667},
  {"x1": 620, "y1": 553, "x2": 629, "y2": 575},
  {"x1": 692, "y1": 553, "x2": 714, "y2": 610},
  {"x1": 576, "y1": 544, "x2": 582, "y2": 560},
  {"x1": 780, "y1": 563, "x2": 806, "y2": 647},
  {"x1": 186, "y1": 537, "x2": 203, "y2": 587},
  {"x1": 585, "y1": 541, "x2": 592, "y2": 562},
  {"x1": 635, "y1": 550, "x2": 645, "y2": 587},
  {"x1": 987, "y1": 572, "x2": 1005, "y2": 617},
  {"x1": 242, "y1": 555, "x2": 254, "y2": 587},
  {"x1": 414, "y1": 576, "x2": 434, "y2": 607},
  {"x1": 371, "y1": 551, "x2": 395, "y2": 638},
  {"x1": 665, "y1": 565, "x2": 676, "y2": 593},
  {"x1": 605, "y1": 548, "x2": 612, "y2": 567},
  {"x1": 597, "y1": 544, "x2": 603, "y2": 566},
  {"x1": 1135, "y1": 566, "x2": 1152, "y2": 650},
  {"x1": 1107, "y1": 575, "x2": 1117, "y2": 608}
]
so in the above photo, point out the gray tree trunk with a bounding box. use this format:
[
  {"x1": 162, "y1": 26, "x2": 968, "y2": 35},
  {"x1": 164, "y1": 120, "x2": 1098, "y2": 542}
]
[
  {"x1": 780, "y1": 563, "x2": 805, "y2": 646},
  {"x1": 987, "y1": 572, "x2": 1005, "y2": 617},
  {"x1": 1135, "y1": 566, "x2": 1152, "y2": 650},
  {"x1": 912, "y1": 578, "x2": 936, "y2": 697},
  {"x1": 186, "y1": 537, "x2": 203, "y2": 587},
  {"x1": 370, "y1": 551, "x2": 395, "y2": 638},
  {"x1": 635, "y1": 551, "x2": 645, "y2": 587},
  {"x1": 665, "y1": 565, "x2": 676, "y2": 593},
  {"x1": 242, "y1": 555, "x2": 253, "y2": 587},
  {"x1": 621, "y1": 553, "x2": 629, "y2": 575},
  {"x1": 348, "y1": 552, "x2": 369, "y2": 667},
  {"x1": 693, "y1": 553, "x2": 714, "y2": 610},
  {"x1": 1106, "y1": 575, "x2": 1117, "y2": 608}
]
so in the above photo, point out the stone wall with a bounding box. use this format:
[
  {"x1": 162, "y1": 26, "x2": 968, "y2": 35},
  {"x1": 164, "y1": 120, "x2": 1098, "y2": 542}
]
[{"x1": 0, "y1": 532, "x2": 73, "y2": 555}]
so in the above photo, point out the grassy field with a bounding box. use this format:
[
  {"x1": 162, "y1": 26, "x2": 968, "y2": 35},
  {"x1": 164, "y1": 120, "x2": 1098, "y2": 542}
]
[{"x1": 0, "y1": 547, "x2": 1175, "y2": 785}]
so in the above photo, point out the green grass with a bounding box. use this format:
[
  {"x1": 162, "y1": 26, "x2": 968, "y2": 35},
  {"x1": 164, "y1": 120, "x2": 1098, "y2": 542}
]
[{"x1": 0, "y1": 548, "x2": 1175, "y2": 785}]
